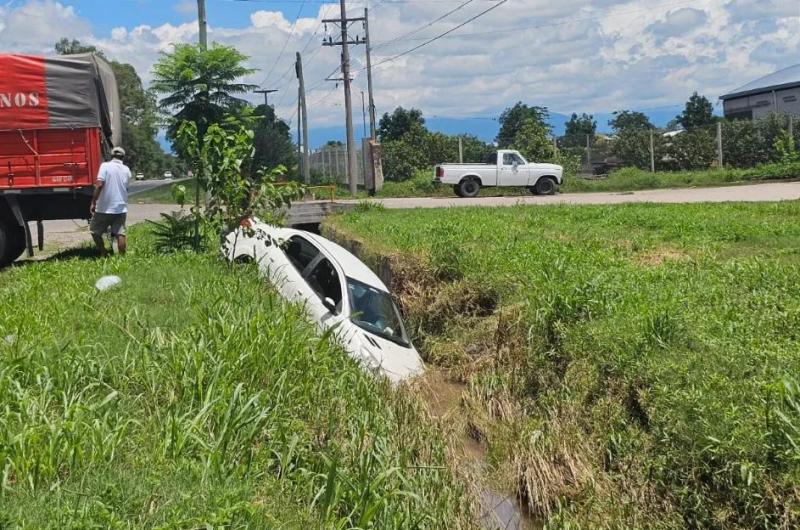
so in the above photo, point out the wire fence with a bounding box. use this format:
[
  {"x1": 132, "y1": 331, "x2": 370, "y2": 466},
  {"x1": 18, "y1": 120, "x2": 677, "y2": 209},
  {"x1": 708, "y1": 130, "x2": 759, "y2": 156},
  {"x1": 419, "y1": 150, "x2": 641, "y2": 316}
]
[
  {"x1": 307, "y1": 146, "x2": 366, "y2": 186},
  {"x1": 558, "y1": 113, "x2": 799, "y2": 177}
]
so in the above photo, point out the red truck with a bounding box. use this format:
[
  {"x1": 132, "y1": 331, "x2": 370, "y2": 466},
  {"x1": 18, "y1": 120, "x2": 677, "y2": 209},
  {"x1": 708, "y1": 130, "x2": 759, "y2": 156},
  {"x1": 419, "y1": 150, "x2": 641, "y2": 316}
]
[{"x1": 0, "y1": 53, "x2": 121, "y2": 266}]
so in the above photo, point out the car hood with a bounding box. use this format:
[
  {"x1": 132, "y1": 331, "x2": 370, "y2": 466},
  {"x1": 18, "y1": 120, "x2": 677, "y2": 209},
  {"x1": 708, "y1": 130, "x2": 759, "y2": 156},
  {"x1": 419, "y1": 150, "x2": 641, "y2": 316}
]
[{"x1": 352, "y1": 330, "x2": 425, "y2": 384}]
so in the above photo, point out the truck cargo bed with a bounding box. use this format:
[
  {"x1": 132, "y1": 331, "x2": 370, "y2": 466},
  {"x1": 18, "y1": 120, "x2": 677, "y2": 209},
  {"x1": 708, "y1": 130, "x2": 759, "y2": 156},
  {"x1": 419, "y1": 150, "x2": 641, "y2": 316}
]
[{"x1": 0, "y1": 128, "x2": 100, "y2": 190}]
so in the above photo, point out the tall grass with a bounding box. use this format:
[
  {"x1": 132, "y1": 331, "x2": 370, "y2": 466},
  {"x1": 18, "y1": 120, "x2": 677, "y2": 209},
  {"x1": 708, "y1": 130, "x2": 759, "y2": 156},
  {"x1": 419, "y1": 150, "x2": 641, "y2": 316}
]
[
  {"x1": 0, "y1": 228, "x2": 474, "y2": 528},
  {"x1": 327, "y1": 201, "x2": 800, "y2": 528}
]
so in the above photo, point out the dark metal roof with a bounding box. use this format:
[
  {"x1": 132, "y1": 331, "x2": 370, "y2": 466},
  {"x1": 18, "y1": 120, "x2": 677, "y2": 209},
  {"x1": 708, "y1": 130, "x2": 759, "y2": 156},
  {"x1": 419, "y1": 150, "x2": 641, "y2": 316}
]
[{"x1": 720, "y1": 64, "x2": 800, "y2": 100}]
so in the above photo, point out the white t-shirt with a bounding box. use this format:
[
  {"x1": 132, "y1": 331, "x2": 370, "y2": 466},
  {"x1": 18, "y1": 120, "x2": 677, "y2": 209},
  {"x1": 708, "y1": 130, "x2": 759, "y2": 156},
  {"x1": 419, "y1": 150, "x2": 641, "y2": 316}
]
[{"x1": 96, "y1": 159, "x2": 131, "y2": 214}]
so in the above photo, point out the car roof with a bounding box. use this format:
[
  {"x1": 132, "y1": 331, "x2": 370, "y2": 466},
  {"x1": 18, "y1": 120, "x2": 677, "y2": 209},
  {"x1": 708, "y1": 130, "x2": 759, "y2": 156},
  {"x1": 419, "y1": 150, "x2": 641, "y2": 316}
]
[{"x1": 275, "y1": 226, "x2": 388, "y2": 290}]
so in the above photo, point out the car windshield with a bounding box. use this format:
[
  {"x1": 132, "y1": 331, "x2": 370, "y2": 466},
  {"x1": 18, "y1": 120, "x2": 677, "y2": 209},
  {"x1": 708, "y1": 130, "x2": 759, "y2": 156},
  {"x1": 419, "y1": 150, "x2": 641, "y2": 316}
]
[{"x1": 346, "y1": 277, "x2": 410, "y2": 348}]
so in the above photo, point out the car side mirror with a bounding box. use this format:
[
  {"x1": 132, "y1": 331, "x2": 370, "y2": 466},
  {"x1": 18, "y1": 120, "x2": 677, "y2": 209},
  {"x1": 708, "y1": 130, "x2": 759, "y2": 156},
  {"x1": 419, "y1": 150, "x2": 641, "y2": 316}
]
[{"x1": 323, "y1": 297, "x2": 337, "y2": 313}]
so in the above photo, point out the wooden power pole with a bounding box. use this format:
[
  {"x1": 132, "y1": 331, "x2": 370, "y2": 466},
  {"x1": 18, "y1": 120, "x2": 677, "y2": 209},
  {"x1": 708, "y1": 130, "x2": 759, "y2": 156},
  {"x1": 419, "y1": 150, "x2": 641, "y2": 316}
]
[
  {"x1": 296, "y1": 52, "x2": 310, "y2": 184},
  {"x1": 323, "y1": 2, "x2": 366, "y2": 196},
  {"x1": 364, "y1": 8, "x2": 376, "y2": 139}
]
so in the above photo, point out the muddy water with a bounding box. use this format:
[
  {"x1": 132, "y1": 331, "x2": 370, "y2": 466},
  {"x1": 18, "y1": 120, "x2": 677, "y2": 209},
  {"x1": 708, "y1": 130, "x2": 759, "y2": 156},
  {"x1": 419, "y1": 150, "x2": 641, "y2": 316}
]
[{"x1": 419, "y1": 372, "x2": 540, "y2": 530}]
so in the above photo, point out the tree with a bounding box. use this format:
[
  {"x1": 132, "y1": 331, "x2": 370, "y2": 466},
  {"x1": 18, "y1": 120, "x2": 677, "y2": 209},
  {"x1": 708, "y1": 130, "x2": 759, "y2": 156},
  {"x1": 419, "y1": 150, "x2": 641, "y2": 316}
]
[
  {"x1": 55, "y1": 38, "x2": 101, "y2": 56},
  {"x1": 55, "y1": 39, "x2": 168, "y2": 177},
  {"x1": 561, "y1": 112, "x2": 597, "y2": 148},
  {"x1": 378, "y1": 107, "x2": 425, "y2": 142},
  {"x1": 251, "y1": 104, "x2": 296, "y2": 174},
  {"x1": 151, "y1": 43, "x2": 257, "y2": 147},
  {"x1": 609, "y1": 110, "x2": 653, "y2": 133},
  {"x1": 511, "y1": 117, "x2": 554, "y2": 162},
  {"x1": 676, "y1": 92, "x2": 715, "y2": 130},
  {"x1": 497, "y1": 102, "x2": 549, "y2": 148}
]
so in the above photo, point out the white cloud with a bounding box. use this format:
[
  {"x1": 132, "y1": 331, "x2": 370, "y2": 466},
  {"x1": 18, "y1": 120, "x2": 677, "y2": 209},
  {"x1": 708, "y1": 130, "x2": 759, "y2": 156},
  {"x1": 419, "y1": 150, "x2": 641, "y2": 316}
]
[{"x1": 1, "y1": 0, "x2": 798, "y2": 130}]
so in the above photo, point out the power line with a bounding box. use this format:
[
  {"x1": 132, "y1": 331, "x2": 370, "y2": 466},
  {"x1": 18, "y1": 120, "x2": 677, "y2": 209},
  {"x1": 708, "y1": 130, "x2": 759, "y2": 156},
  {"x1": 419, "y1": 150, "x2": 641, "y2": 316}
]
[
  {"x1": 371, "y1": 0, "x2": 474, "y2": 51},
  {"x1": 258, "y1": 0, "x2": 309, "y2": 86},
  {"x1": 369, "y1": 0, "x2": 707, "y2": 46},
  {"x1": 359, "y1": 0, "x2": 508, "y2": 71}
]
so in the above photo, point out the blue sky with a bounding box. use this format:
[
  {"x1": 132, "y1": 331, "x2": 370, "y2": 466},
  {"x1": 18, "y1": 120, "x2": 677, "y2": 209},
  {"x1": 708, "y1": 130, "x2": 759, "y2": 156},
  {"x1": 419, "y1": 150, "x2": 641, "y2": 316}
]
[{"x1": 1, "y1": 0, "x2": 798, "y2": 146}]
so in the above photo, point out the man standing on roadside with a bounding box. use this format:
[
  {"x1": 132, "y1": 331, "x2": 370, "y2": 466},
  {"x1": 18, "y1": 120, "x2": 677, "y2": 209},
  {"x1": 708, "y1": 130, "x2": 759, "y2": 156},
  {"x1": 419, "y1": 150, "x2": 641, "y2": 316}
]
[{"x1": 90, "y1": 147, "x2": 131, "y2": 257}]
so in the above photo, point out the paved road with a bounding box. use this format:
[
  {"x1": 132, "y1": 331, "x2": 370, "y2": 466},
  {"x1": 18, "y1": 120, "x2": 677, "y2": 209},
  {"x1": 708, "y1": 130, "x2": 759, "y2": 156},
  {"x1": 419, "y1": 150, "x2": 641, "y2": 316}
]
[
  {"x1": 129, "y1": 178, "x2": 186, "y2": 195},
  {"x1": 342, "y1": 181, "x2": 800, "y2": 209},
  {"x1": 17, "y1": 203, "x2": 182, "y2": 261}
]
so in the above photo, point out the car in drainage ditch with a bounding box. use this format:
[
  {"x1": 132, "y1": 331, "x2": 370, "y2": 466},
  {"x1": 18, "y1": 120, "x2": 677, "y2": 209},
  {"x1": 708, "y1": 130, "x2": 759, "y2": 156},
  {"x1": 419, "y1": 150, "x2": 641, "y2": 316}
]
[{"x1": 222, "y1": 220, "x2": 425, "y2": 383}]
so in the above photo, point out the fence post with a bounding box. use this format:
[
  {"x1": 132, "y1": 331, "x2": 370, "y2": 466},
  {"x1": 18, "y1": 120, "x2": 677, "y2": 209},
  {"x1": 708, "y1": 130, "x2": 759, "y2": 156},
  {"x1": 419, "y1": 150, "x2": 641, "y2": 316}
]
[
  {"x1": 716, "y1": 121, "x2": 723, "y2": 168},
  {"x1": 649, "y1": 129, "x2": 655, "y2": 173},
  {"x1": 586, "y1": 134, "x2": 592, "y2": 170}
]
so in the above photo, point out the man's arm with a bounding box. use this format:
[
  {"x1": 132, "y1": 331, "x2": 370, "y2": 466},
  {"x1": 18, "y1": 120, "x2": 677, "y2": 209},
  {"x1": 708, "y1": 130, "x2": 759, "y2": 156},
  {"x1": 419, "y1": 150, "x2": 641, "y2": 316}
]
[{"x1": 91, "y1": 166, "x2": 106, "y2": 214}]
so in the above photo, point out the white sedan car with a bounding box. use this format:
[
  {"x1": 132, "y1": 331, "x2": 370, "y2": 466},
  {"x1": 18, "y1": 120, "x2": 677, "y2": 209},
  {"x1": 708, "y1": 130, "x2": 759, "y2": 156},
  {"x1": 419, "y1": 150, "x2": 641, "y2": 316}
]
[{"x1": 222, "y1": 221, "x2": 425, "y2": 383}]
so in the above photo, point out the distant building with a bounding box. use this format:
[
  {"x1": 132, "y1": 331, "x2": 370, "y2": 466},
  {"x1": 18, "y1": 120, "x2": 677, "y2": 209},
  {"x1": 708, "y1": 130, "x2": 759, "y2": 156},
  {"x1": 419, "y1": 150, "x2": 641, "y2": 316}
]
[{"x1": 720, "y1": 64, "x2": 800, "y2": 119}]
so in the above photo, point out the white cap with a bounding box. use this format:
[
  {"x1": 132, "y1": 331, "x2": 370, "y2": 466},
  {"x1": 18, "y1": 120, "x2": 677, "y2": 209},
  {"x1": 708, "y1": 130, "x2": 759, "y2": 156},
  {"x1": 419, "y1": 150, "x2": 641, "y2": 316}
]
[{"x1": 112, "y1": 146, "x2": 126, "y2": 157}]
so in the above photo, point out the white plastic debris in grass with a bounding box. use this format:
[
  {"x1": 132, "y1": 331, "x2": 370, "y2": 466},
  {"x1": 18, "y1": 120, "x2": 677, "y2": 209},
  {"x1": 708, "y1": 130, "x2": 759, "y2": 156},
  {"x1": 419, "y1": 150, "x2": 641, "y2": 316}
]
[
  {"x1": 95, "y1": 275, "x2": 122, "y2": 291},
  {"x1": 4, "y1": 335, "x2": 15, "y2": 346}
]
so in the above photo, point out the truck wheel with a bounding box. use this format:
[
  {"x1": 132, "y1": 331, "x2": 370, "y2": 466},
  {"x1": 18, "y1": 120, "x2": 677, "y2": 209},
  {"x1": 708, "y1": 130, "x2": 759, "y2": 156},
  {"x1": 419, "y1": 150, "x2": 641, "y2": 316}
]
[
  {"x1": 534, "y1": 176, "x2": 557, "y2": 196},
  {"x1": 458, "y1": 178, "x2": 481, "y2": 198},
  {"x1": 453, "y1": 185, "x2": 464, "y2": 198}
]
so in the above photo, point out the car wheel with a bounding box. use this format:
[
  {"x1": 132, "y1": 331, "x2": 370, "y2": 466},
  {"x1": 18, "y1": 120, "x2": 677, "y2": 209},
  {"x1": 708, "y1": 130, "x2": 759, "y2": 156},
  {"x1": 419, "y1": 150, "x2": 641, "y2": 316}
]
[
  {"x1": 458, "y1": 178, "x2": 481, "y2": 198},
  {"x1": 234, "y1": 254, "x2": 255, "y2": 265},
  {"x1": 534, "y1": 176, "x2": 557, "y2": 196}
]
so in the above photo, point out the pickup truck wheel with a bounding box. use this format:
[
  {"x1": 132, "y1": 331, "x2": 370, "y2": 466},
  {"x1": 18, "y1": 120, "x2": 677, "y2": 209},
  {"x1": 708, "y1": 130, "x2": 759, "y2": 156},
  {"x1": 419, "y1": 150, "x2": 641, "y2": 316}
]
[
  {"x1": 458, "y1": 178, "x2": 481, "y2": 198},
  {"x1": 453, "y1": 185, "x2": 464, "y2": 198},
  {"x1": 534, "y1": 176, "x2": 557, "y2": 196}
]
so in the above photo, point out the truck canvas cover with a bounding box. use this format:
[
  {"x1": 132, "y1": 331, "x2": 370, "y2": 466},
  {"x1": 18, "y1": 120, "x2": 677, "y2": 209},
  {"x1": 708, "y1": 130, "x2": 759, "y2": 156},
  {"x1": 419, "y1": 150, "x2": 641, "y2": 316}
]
[{"x1": 0, "y1": 54, "x2": 121, "y2": 148}]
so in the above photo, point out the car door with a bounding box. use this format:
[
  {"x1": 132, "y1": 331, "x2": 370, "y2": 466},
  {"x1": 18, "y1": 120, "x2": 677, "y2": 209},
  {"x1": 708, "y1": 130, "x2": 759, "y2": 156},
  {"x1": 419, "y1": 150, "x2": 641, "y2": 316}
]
[
  {"x1": 499, "y1": 152, "x2": 527, "y2": 186},
  {"x1": 303, "y1": 255, "x2": 347, "y2": 329},
  {"x1": 277, "y1": 234, "x2": 323, "y2": 305}
]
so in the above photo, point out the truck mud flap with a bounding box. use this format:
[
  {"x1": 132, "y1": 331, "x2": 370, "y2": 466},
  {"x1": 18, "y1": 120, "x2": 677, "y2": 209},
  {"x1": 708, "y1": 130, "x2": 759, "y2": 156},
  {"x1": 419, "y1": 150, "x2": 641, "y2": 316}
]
[{"x1": 5, "y1": 195, "x2": 33, "y2": 257}]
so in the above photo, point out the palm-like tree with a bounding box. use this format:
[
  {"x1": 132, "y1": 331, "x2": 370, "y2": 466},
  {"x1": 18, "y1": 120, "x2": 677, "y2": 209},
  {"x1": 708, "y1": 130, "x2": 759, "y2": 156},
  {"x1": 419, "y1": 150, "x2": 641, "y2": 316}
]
[{"x1": 151, "y1": 43, "x2": 257, "y2": 142}]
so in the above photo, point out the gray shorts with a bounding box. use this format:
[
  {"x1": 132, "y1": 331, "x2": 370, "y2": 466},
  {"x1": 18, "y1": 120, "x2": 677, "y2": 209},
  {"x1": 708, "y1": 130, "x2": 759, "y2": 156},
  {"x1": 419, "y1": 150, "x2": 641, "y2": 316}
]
[{"x1": 90, "y1": 212, "x2": 127, "y2": 237}]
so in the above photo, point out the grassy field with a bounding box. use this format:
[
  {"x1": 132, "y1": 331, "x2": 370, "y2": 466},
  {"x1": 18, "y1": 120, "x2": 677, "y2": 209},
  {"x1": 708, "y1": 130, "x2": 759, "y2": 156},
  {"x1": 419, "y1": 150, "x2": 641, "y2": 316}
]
[
  {"x1": 325, "y1": 201, "x2": 800, "y2": 529},
  {"x1": 0, "y1": 229, "x2": 474, "y2": 528}
]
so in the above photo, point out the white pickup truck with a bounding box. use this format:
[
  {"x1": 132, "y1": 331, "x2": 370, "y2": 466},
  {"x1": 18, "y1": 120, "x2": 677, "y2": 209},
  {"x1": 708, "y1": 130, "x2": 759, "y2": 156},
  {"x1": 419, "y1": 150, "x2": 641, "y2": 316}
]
[{"x1": 434, "y1": 150, "x2": 563, "y2": 197}]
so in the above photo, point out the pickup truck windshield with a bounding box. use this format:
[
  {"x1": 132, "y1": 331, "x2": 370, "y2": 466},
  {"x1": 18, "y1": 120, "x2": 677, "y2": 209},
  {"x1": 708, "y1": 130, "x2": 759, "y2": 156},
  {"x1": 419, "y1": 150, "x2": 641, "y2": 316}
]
[{"x1": 347, "y1": 277, "x2": 410, "y2": 347}]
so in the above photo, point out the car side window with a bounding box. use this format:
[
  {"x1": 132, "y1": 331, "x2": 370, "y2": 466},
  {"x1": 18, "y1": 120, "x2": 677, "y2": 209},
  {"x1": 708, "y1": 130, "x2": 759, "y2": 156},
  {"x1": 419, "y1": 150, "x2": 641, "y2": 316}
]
[
  {"x1": 306, "y1": 258, "x2": 343, "y2": 313},
  {"x1": 503, "y1": 153, "x2": 515, "y2": 165},
  {"x1": 285, "y1": 235, "x2": 320, "y2": 273}
]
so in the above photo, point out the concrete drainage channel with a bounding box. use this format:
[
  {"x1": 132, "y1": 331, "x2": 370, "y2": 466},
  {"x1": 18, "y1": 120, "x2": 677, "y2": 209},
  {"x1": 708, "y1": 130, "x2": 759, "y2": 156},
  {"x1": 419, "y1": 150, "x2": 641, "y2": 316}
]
[{"x1": 319, "y1": 224, "x2": 539, "y2": 530}]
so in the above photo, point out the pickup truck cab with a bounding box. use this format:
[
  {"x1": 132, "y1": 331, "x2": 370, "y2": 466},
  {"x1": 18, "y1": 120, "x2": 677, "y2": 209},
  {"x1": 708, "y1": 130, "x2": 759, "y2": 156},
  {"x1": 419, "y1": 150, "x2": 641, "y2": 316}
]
[{"x1": 434, "y1": 150, "x2": 563, "y2": 197}]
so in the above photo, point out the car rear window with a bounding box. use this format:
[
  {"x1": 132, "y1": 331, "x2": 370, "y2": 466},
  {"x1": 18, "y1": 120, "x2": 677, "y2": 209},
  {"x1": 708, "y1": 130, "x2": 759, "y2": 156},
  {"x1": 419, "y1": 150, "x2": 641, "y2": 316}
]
[{"x1": 284, "y1": 235, "x2": 320, "y2": 272}]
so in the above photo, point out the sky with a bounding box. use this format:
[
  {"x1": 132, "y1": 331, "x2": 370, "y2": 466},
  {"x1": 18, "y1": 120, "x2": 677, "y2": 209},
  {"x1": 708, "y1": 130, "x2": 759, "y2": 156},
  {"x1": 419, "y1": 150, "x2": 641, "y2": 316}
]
[{"x1": 1, "y1": 0, "x2": 798, "y2": 141}]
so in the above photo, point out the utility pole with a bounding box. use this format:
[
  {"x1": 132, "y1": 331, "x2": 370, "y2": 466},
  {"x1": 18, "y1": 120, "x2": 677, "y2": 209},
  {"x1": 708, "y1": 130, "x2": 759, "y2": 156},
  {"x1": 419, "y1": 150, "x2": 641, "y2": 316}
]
[
  {"x1": 295, "y1": 52, "x2": 310, "y2": 184},
  {"x1": 254, "y1": 89, "x2": 278, "y2": 108},
  {"x1": 458, "y1": 136, "x2": 463, "y2": 163},
  {"x1": 364, "y1": 8, "x2": 376, "y2": 139},
  {"x1": 323, "y1": 3, "x2": 366, "y2": 196},
  {"x1": 197, "y1": 0, "x2": 208, "y2": 49},
  {"x1": 716, "y1": 121, "x2": 723, "y2": 168},
  {"x1": 361, "y1": 91, "x2": 367, "y2": 138},
  {"x1": 297, "y1": 89, "x2": 302, "y2": 178},
  {"x1": 649, "y1": 129, "x2": 655, "y2": 173}
]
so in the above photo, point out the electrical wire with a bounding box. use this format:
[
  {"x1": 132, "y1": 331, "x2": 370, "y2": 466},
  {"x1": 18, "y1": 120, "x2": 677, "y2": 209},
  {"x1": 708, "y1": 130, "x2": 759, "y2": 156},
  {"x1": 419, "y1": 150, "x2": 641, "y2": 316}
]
[
  {"x1": 371, "y1": 0, "x2": 474, "y2": 51},
  {"x1": 358, "y1": 0, "x2": 508, "y2": 71},
  {"x1": 258, "y1": 0, "x2": 309, "y2": 86}
]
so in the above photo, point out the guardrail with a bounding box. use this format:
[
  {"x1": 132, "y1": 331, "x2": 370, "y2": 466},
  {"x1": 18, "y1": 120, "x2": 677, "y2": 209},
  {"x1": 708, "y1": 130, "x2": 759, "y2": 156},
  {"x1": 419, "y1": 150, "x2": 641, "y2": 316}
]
[{"x1": 275, "y1": 182, "x2": 337, "y2": 202}]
